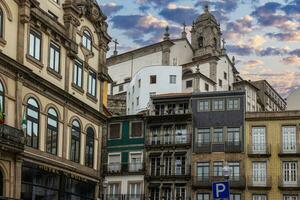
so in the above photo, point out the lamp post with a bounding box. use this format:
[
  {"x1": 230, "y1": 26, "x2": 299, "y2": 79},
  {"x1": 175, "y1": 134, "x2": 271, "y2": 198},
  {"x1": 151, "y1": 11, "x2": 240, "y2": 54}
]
[{"x1": 222, "y1": 162, "x2": 230, "y2": 200}]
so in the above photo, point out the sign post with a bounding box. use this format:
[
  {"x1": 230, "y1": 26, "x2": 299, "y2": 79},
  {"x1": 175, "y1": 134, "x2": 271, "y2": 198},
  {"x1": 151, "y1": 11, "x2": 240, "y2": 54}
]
[{"x1": 212, "y1": 181, "x2": 230, "y2": 200}]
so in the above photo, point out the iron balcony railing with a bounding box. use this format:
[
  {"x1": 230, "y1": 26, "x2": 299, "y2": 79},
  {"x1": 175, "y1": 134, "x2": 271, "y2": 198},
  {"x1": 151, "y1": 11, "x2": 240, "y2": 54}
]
[
  {"x1": 225, "y1": 141, "x2": 242, "y2": 153},
  {"x1": 103, "y1": 162, "x2": 145, "y2": 174},
  {"x1": 0, "y1": 124, "x2": 25, "y2": 152},
  {"x1": 194, "y1": 141, "x2": 242, "y2": 153},
  {"x1": 146, "y1": 164, "x2": 191, "y2": 177},
  {"x1": 247, "y1": 143, "x2": 271, "y2": 156},
  {"x1": 278, "y1": 175, "x2": 300, "y2": 189},
  {"x1": 149, "y1": 108, "x2": 190, "y2": 116},
  {"x1": 105, "y1": 194, "x2": 144, "y2": 200},
  {"x1": 247, "y1": 176, "x2": 272, "y2": 189},
  {"x1": 278, "y1": 143, "x2": 300, "y2": 156},
  {"x1": 146, "y1": 133, "x2": 191, "y2": 146},
  {"x1": 192, "y1": 175, "x2": 246, "y2": 189}
]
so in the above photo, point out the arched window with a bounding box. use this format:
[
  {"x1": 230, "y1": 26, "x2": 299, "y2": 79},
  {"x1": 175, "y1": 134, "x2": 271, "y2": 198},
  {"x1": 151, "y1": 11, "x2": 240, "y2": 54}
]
[
  {"x1": 0, "y1": 81, "x2": 4, "y2": 113},
  {"x1": 26, "y1": 98, "x2": 39, "y2": 148},
  {"x1": 85, "y1": 127, "x2": 94, "y2": 167},
  {"x1": 46, "y1": 108, "x2": 58, "y2": 155},
  {"x1": 0, "y1": 8, "x2": 3, "y2": 38},
  {"x1": 214, "y1": 38, "x2": 217, "y2": 49},
  {"x1": 82, "y1": 30, "x2": 92, "y2": 51},
  {"x1": 70, "y1": 120, "x2": 80, "y2": 163},
  {"x1": 198, "y1": 36, "x2": 203, "y2": 48},
  {"x1": 0, "y1": 169, "x2": 3, "y2": 196}
]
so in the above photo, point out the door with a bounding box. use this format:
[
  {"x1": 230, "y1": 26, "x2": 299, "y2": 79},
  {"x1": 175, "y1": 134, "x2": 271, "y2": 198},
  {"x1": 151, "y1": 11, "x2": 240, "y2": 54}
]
[
  {"x1": 175, "y1": 156, "x2": 186, "y2": 175},
  {"x1": 252, "y1": 162, "x2": 267, "y2": 185},
  {"x1": 283, "y1": 162, "x2": 298, "y2": 185},
  {"x1": 129, "y1": 183, "x2": 141, "y2": 200},
  {"x1": 252, "y1": 127, "x2": 266, "y2": 153},
  {"x1": 282, "y1": 126, "x2": 297, "y2": 153}
]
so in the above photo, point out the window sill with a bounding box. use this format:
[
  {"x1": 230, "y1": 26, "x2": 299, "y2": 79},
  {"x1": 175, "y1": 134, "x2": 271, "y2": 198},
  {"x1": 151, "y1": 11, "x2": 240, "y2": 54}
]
[
  {"x1": 0, "y1": 37, "x2": 7, "y2": 47},
  {"x1": 87, "y1": 93, "x2": 98, "y2": 103},
  {"x1": 47, "y1": 67, "x2": 62, "y2": 80},
  {"x1": 80, "y1": 43, "x2": 94, "y2": 57},
  {"x1": 71, "y1": 83, "x2": 84, "y2": 94},
  {"x1": 26, "y1": 54, "x2": 44, "y2": 69}
]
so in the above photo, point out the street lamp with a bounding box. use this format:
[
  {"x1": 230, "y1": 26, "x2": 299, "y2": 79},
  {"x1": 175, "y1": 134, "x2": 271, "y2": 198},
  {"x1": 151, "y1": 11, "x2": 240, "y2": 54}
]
[{"x1": 223, "y1": 162, "x2": 230, "y2": 180}]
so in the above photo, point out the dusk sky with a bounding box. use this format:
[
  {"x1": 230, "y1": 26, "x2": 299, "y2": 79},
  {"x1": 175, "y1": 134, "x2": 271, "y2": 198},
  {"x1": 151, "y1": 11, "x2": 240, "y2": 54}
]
[{"x1": 97, "y1": 0, "x2": 300, "y2": 97}]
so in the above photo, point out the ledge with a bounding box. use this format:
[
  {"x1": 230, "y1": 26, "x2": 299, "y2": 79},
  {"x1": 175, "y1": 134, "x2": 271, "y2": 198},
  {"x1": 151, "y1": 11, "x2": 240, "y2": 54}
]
[
  {"x1": 26, "y1": 54, "x2": 44, "y2": 69},
  {"x1": 87, "y1": 93, "x2": 98, "y2": 103},
  {"x1": 47, "y1": 67, "x2": 62, "y2": 80},
  {"x1": 71, "y1": 83, "x2": 84, "y2": 94}
]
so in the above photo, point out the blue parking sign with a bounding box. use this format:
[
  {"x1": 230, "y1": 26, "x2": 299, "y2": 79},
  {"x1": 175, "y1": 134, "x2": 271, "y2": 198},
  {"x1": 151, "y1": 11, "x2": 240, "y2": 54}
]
[{"x1": 212, "y1": 181, "x2": 230, "y2": 199}]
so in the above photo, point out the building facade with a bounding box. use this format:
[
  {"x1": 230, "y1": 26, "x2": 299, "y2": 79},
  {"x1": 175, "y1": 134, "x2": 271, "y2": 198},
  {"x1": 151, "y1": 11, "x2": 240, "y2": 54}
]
[
  {"x1": 144, "y1": 93, "x2": 192, "y2": 200},
  {"x1": 0, "y1": 0, "x2": 111, "y2": 199},
  {"x1": 286, "y1": 88, "x2": 300, "y2": 110},
  {"x1": 104, "y1": 115, "x2": 145, "y2": 199},
  {"x1": 126, "y1": 65, "x2": 182, "y2": 115},
  {"x1": 191, "y1": 91, "x2": 246, "y2": 200},
  {"x1": 245, "y1": 111, "x2": 300, "y2": 200}
]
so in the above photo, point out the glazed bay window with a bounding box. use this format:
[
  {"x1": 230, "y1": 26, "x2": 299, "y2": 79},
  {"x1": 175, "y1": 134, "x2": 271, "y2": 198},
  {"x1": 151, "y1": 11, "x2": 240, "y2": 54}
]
[
  {"x1": 109, "y1": 123, "x2": 121, "y2": 139},
  {"x1": 88, "y1": 70, "x2": 96, "y2": 97},
  {"x1": 46, "y1": 108, "x2": 58, "y2": 155},
  {"x1": 198, "y1": 100, "x2": 210, "y2": 111},
  {"x1": 227, "y1": 98, "x2": 240, "y2": 110},
  {"x1": 212, "y1": 99, "x2": 224, "y2": 111},
  {"x1": 48, "y1": 42, "x2": 60, "y2": 73},
  {"x1": 73, "y1": 60, "x2": 83, "y2": 88},
  {"x1": 82, "y1": 30, "x2": 92, "y2": 51},
  {"x1": 29, "y1": 29, "x2": 41, "y2": 61}
]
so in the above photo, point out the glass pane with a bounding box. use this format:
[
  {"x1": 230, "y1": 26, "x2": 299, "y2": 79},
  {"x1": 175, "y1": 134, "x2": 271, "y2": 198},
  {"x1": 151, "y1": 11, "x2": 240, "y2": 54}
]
[{"x1": 35, "y1": 37, "x2": 40, "y2": 60}]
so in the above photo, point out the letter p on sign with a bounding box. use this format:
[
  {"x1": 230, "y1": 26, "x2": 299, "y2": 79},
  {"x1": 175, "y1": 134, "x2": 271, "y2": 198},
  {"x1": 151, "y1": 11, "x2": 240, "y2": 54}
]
[{"x1": 212, "y1": 181, "x2": 230, "y2": 199}]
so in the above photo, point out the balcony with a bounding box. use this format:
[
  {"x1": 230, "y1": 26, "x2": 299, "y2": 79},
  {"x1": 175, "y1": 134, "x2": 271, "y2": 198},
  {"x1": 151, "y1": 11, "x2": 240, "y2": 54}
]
[
  {"x1": 106, "y1": 194, "x2": 144, "y2": 200},
  {"x1": 278, "y1": 143, "x2": 300, "y2": 157},
  {"x1": 194, "y1": 141, "x2": 243, "y2": 153},
  {"x1": 192, "y1": 176, "x2": 246, "y2": 189},
  {"x1": 145, "y1": 165, "x2": 191, "y2": 180},
  {"x1": 149, "y1": 107, "x2": 190, "y2": 116},
  {"x1": 278, "y1": 176, "x2": 300, "y2": 190},
  {"x1": 247, "y1": 176, "x2": 272, "y2": 189},
  {"x1": 225, "y1": 141, "x2": 242, "y2": 153},
  {"x1": 0, "y1": 124, "x2": 25, "y2": 153},
  {"x1": 145, "y1": 133, "x2": 191, "y2": 149},
  {"x1": 103, "y1": 162, "x2": 145, "y2": 175},
  {"x1": 247, "y1": 144, "x2": 271, "y2": 157},
  {"x1": 194, "y1": 142, "x2": 211, "y2": 153}
]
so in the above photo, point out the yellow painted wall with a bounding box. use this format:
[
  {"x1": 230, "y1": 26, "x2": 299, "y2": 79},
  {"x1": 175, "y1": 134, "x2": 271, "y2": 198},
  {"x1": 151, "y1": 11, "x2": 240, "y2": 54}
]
[{"x1": 103, "y1": 81, "x2": 108, "y2": 108}]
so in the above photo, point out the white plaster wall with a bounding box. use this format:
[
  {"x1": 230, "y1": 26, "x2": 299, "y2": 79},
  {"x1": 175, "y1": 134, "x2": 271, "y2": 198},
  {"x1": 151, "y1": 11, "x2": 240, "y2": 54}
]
[
  {"x1": 245, "y1": 85, "x2": 258, "y2": 112},
  {"x1": 106, "y1": 175, "x2": 144, "y2": 194},
  {"x1": 127, "y1": 65, "x2": 182, "y2": 115},
  {"x1": 287, "y1": 88, "x2": 300, "y2": 110},
  {"x1": 170, "y1": 40, "x2": 193, "y2": 65},
  {"x1": 216, "y1": 57, "x2": 234, "y2": 91}
]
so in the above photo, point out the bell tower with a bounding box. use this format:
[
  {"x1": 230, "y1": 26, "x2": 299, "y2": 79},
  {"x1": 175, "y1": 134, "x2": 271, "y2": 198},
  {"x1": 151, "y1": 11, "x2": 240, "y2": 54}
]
[{"x1": 191, "y1": 5, "x2": 222, "y2": 58}]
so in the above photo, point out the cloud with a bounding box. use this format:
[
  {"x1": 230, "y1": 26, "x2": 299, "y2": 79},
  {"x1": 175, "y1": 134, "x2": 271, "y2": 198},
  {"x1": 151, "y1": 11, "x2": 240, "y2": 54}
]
[
  {"x1": 290, "y1": 49, "x2": 300, "y2": 57},
  {"x1": 266, "y1": 31, "x2": 300, "y2": 41},
  {"x1": 282, "y1": 0, "x2": 300, "y2": 18},
  {"x1": 243, "y1": 59, "x2": 264, "y2": 68},
  {"x1": 282, "y1": 56, "x2": 300, "y2": 66},
  {"x1": 136, "y1": 0, "x2": 179, "y2": 8},
  {"x1": 248, "y1": 35, "x2": 266, "y2": 48},
  {"x1": 99, "y1": 3, "x2": 123, "y2": 17},
  {"x1": 256, "y1": 47, "x2": 289, "y2": 56},
  {"x1": 227, "y1": 45, "x2": 255, "y2": 56},
  {"x1": 195, "y1": 0, "x2": 238, "y2": 13},
  {"x1": 139, "y1": 5, "x2": 151, "y2": 13},
  {"x1": 226, "y1": 16, "x2": 254, "y2": 36},
  {"x1": 159, "y1": 3, "x2": 198, "y2": 24}
]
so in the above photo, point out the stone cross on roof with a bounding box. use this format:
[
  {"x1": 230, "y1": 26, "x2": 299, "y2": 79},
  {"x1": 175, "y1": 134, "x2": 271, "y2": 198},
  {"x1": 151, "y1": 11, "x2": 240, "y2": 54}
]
[{"x1": 113, "y1": 39, "x2": 119, "y2": 56}]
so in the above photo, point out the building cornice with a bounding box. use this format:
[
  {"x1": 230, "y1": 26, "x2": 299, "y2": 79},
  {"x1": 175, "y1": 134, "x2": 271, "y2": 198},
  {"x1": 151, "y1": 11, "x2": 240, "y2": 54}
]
[{"x1": 246, "y1": 111, "x2": 300, "y2": 121}]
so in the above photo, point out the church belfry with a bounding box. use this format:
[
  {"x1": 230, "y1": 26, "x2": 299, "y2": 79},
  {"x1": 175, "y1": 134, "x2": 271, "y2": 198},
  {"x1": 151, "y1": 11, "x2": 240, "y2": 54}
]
[{"x1": 191, "y1": 5, "x2": 222, "y2": 58}]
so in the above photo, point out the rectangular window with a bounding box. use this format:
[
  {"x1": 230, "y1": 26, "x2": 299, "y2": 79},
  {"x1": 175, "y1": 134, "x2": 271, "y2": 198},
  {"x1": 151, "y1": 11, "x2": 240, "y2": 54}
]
[
  {"x1": 224, "y1": 72, "x2": 227, "y2": 80},
  {"x1": 108, "y1": 183, "x2": 120, "y2": 196},
  {"x1": 198, "y1": 100, "x2": 210, "y2": 111},
  {"x1": 88, "y1": 70, "x2": 96, "y2": 97},
  {"x1": 284, "y1": 195, "x2": 298, "y2": 200},
  {"x1": 151, "y1": 126, "x2": 160, "y2": 145},
  {"x1": 109, "y1": 123, "x2": 121, "y2": 139},
  {"x1": 213, "y1": 128, "x2": 223, "y2": 143},
  {"x1": 282, "y1": 161, "x2": 298, "y2": 185},
  {"x1": 228, "y1": 162, "x2": 240, "y2": 179},
  {"x1": 138, "y1": 79, "x2": 141, "y2": 88},
  {"x1": 212, "y1": 99, "x2": 224, "y2": 111},
  {"x1": 169, "y1": 75, "x2": 176, "y2": 84},
  {"x1": 150, "y1": 187, "x2": 160, "y2": 200},
  {"x1": 252, "y1": 162, "x2": 267, "y2": 185},
  {"x1": 228, "y1": 127, "x2": 240, "y2": 143},
  {"x1": 197, "y1": 128, "x2": 210, "y2": 144},
  {"x1": 230, "y1": 194, "x2": 241, "y2": 200},
  {"x1": 48, "y1": 42, "x2": 60, "y2": 73},
  {"x1": 132, "y1": 86, "x2": 135, "y2": 94},
  {"x1": 282, "y1": 126, "x2": 297, "y2": 153},
  {"x1": 219, "y1": 79, "x2": 222, "y2": 87},
  {"x1": 253, "y1": 195, "x2": 267, "y2": 200},
  {"x1": 52, "y1": 0, "x2": 59, "y2": 4},
  {"x1": 150, "y1": 75, "x2": 157, "y2": 84},
  {"x1": 108, "y1": 154, "x2": 121, "y2": 172},
  {"x1": 48, "y1": 10, "x2": 58, "y2": 20},
  {"x1": 118, "y1": 84, "x2": 123, "y2": 92},
  {"x1": 186, "y1": 80, "x2": 192, "y2": 88},
  {"x1": 131, "y1": 122, "x2": 143, "y2": 138},
  {"x1": 73, "y1": 60, "x2": 83, "y2": 88},
  {"x1": 227, "y1": 98, "x2": 240, "y2": 110},
  {"x1": 214, "y1": 161, "x2": 223, "y2": 176},
  {"x1": 205, "y1": 83, "x2": 209, "y2": 91},
  {"x1": 197, "y1": 193, "x2": 210, "y2": 200},
  {"x1": 129, "y1": 183, "x2": 141, "y2": 196},
  {"x1": 175, "y1": 186, "x2": 186, "y2": 200},
  {"x1": 136, "y1": 97, "x2": 139, "y2": 106},
  {"x1": 197, "y1": 162, "x2": 209, "y2": 178},
  {"x1": 29, "y1": 29, "x2": 41, "y2": 61},
  {"x1": 252, "y1": 127, "x2": 266, "y2": 153},
  {"x1": 150, "y1": 157, "x2": 160, "y2": 176}
]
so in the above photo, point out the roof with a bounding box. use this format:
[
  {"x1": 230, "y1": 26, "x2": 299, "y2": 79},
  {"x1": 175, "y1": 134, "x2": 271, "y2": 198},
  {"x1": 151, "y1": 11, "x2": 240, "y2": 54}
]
[
  {"x1": 183, "y1": 71, "x2": 216, "y2": 84},
  {"x1": 233, "y1": 80, "x2": 259, "y2": 91},
  {"x1": 246, "y1": 110, "x2": 300, "y2": 120},
  {"x1": 252, "y1": 80, "x2": 286, "y2": 103},
  {"x1": 195, "y1": 6, "x2": 219, "y2": 25},
  {"x1": 192, "y1": 90, "x2": 245, "y2": 98},
  {"x1": 152, "y1": 92, "x2": 192, "y2": 99}
]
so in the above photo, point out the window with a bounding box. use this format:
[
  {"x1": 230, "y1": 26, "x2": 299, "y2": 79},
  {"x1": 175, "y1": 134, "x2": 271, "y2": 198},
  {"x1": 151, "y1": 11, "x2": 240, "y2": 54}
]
[
  {"x1": 228, "y1": 128, "x2": 240, "y2": 143},
  {"x1": 282, "y1": 161, "x2": 297, "y2": 185},
  {"x1": 48, "y1": 42, "x2": 60, "y2": 73},
  {"x1": 70, "y1": 120, "x2": 80, "y2": 163},
  {"x1": 219, "y1": 79, "x2": 222, "y2": 87},
  {"x1": 282, "y1": 126, "x2": 297, "y2": 153},
  {"x1": 88, "y1": 70, "x2": 96, "y2": 96},
  {"x1": 224, "y1": 72, "x2": 227, "y2": 80},
  {"x1": 149, "y1": 92, "x2": 156, "y2": 96},
  {"x1": 230, "y1": 194, "x2": 241, "y2": 200},
  {"x1": 214, "y1": 161, "x2": 223, "y2": 176},
  {"x1": 227, "y1": 98, "x2": 240, "y2": 110},
  {"x1": 0, "y1": 81, "x2": 4, "y2": 114},
  {"x1": 162, "y1": 187, "x2": 172, "y2": 200},
  {"x1": 175, "y1": 186, "x2": 186, "y2": 200},
  {"x1": 284, "y1": 195, "x2": 298, "y2": 200},
  {"x1": 205, "y1": 83, "x2": 209, "y2": 91},
  {"x1": 138, "y1": 79, "x2": 141, "y2": 88},
  {"x1": 150, "y1": 187, "x2": 160, "y2": 200},
  {"x1": 252, "y1": 162, "x2": 267, "y2": 185},
  {"x1": 108, "y1": 183, "x2": 120, "y2": 197},
  {"x1": 212, "y1": 99, "x2": 224, "y2": 111},
  {"x1": 131, "y1": 122, "x2": 143, "y2": 138},
  {"x1": 198, "y1": 36, "x2": 204, "y2": 48},
  {"x1": 129, "y1": 183, "x2": 141, "y2": 197},
  {"x1": 175, "y1": 124, "x2": 187, "y2": 144},
  {"x1": 198, "y1": 100, "x2": 210, "y2": 111},
  {"x1": 150, "y1": 157, "x2": 160, "y2": 176},
  {"x1": 151, "y1": 126, "x2": 160, "y2": 145},
  {"x1": 213, "y1": 128, "x2": 223, "y2": 143},
  {"x1": 109, "y1": 123, "x2": 121, "y2": 139},
  {"x1": 82, "y1": 30, "x2": 92, "y2": 51},
  {"x1": 132, "y1": 86, "x2": 135, "y2": 94},
  {"x1": 85, "y1": 127, "x2": 94, "y2": 168},
  {"x1": 228, "y1": 162, "x2": 240, "y2": 180},
  {"x1": 73, "y1": 60, "x2": 83, "y2": 88},
  {"x1": 136, "y1": 97, "x2": 139, "y2": 106},
  {"x1": 253, "y1": 195, "x2": 267, "y2": 200},
  {"x1": 197, "y1": 128, "x2": 210, "y2": 144},
  {"x1": 150, "y1": 75, "x2": 156, "y2": 84},
  {"x1": 186, "y1": 80, "x2": 192, "y2": 88},
  {"x1": 197, "y1": 193, "x2": 209, "y2": 200},
  {"x1": 252, "y1": 127, "x2": 266, "y2": 153},
  {"x1": 29, "y1": 29, "x2": 41, "y2": 61},
  {"x1": 26, "y1": 98, "x2": 39, "y2": 148},
  {"x1": 129, "y1": 153, "x2": 142, "y2": 172},
  {"x1": 0, "y1": 8, "x2": 3, "y2": 38},
  {"x1": 108, "y1": 154, "x2": 121, "y2": 172},
  {"x1": 46, "y1": 108, "x2": 58, "y2": 155},
  {"x1": 169, "y1": 75, "x2": 176, "y2": 84},
  {"x1": 48, "y1": 10, "x2": 58, "y2": 20},
  {"x1": 197, "y1": 162, "x2": 209, "y2": 179}
]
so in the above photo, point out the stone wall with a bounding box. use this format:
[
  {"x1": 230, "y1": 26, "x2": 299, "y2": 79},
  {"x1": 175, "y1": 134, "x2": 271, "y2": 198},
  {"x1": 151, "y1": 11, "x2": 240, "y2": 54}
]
[{"x1": 107, "y1": 94, "x2": 127, "y2": 116}]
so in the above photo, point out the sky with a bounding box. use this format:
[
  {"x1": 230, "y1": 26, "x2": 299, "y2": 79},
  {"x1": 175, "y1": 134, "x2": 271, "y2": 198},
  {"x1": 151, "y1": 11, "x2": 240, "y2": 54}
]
[{"x1": 97, "y1": 0, "x2": 300, "y2": 98}]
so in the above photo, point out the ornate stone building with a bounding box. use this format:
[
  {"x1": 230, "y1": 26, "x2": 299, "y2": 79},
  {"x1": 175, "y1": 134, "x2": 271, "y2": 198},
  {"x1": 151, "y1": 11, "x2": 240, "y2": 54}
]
[{"x1": 0, "y1": 0, "x2": 111, "y2": 199}]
